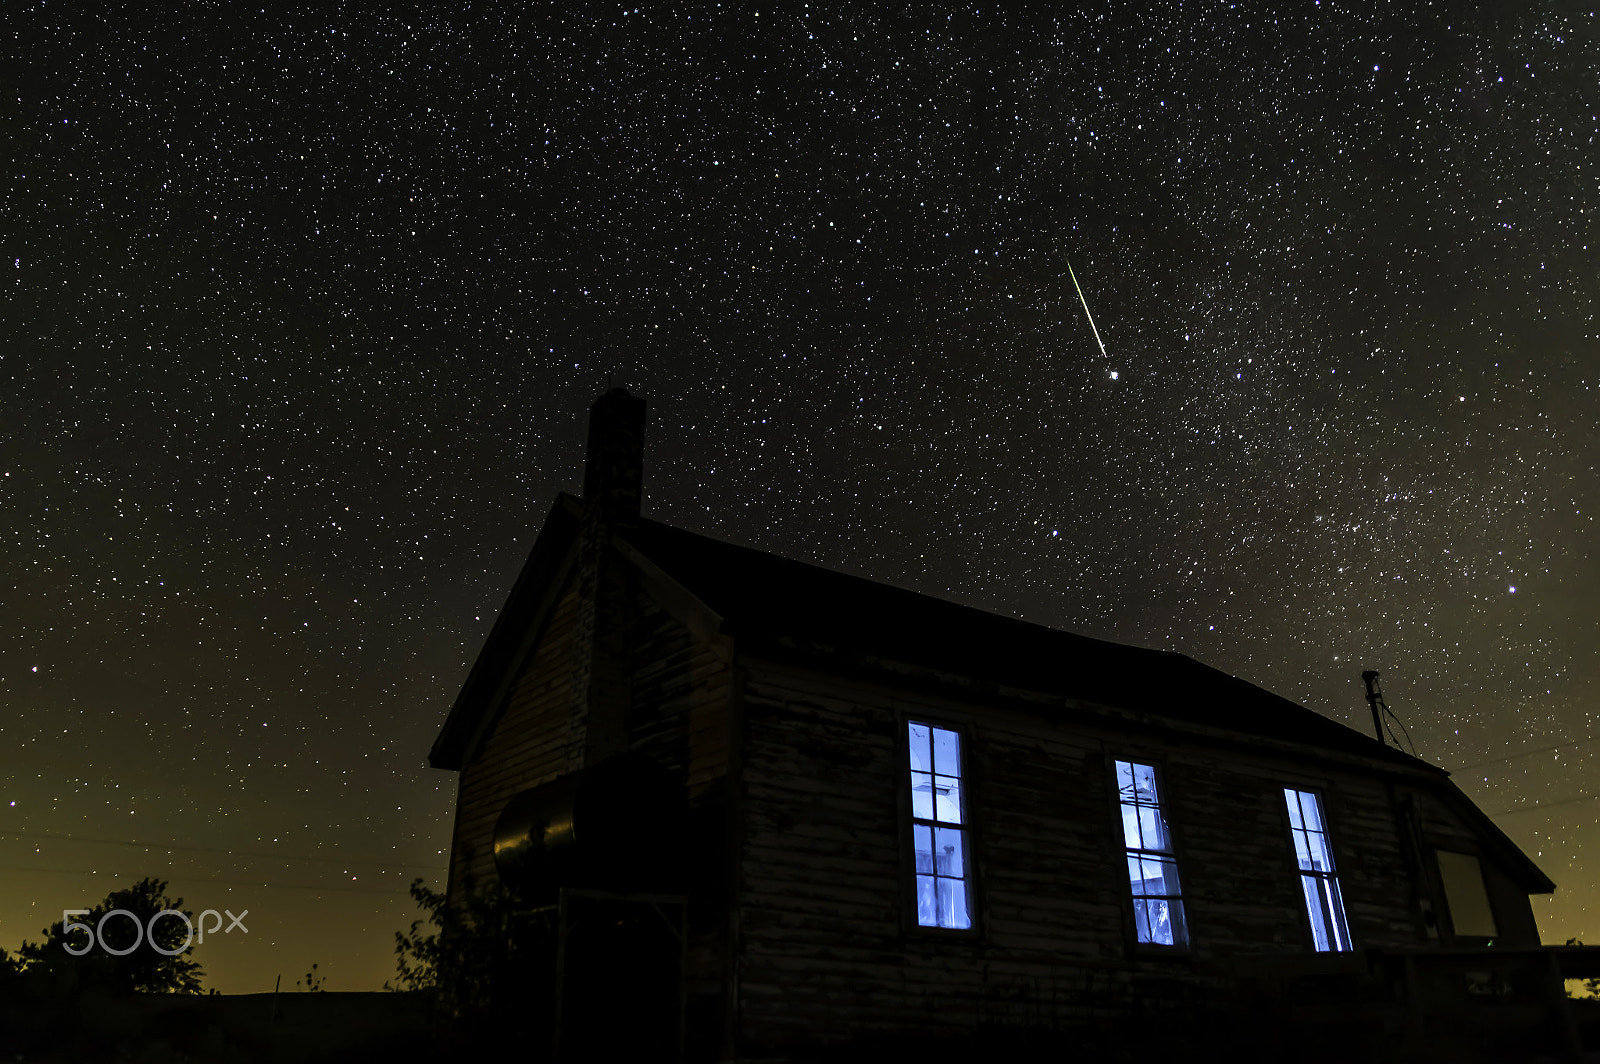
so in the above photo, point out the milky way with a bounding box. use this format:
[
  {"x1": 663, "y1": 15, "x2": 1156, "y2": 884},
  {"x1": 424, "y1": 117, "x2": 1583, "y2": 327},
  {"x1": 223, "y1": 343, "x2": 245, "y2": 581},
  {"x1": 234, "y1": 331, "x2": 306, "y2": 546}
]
[{"x1": 4, "y1": 6, "x2": 1597, "y2": 989}]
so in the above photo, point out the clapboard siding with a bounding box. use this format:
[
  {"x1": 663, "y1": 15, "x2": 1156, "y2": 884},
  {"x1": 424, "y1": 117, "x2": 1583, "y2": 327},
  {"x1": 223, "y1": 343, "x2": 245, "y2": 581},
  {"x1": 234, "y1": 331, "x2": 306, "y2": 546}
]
[
  {"x1": 736, "y1": 666, "x2": 1157, "y2": 1050},
  {"x1": 448, "y1": 583, "x2": 583, "y2": 902},
  {"x1": 732, "y1": 660, "x2": 1456, "y2": 1051},
  {"x1": 627, "y1": 590, "x2": 732, "y2": 801},
  {"x1": 1418, "y1": 789, "x2": 1492, "y2": 844},
  {"x1": 1407, "y1": 787, "x2": 1544, "y2": 946},
  {"x1": 450, "y1": 577, "x2": 738, "y2": 905},
  {"x1": 624, "y1": 591, "x2": 738, "y2": 1057},
  {"x1": 439, "y1": 539, "x2": 1546, "y2": 1057}
]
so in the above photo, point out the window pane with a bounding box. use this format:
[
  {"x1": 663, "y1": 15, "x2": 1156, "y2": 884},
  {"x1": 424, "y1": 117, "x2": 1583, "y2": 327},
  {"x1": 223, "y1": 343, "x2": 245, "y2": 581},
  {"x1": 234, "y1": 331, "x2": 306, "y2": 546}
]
[
  {"x1": 1302, "y1": 875, "x2": 1333, "y2": 951},
  {"x1": 1132, "y1": 762, "x2": 1159, "y2": 801},
  {"x1": 1299, "y1": 792, "x2": 1325, "y2": 832},
  {"x1": 1322, "y1": 877, "x2": 1352, "y2": 951},
  {"x1": 1154, "y1": 856, "x2": 1182, "y2": 896},
  {"x1": 1127, "y1": 855, "x2": 1146, "y2": 892},
  {"x1": 1165, "y1": 900, "x2": 1190, "y2": 948},
  {"x1": 1302, "y1": 830, "x2": 1334, "y2": 873},
  {"x1": 934, "y1": 827, "x2": 964, "y2": 878},
  {"x1": 909, "y1": 723, "x2": 931, "y2": 773},
  {"x1": 913, "y1": 824, "x2": 934, "y2": 875},
  {"x1": 1121, "y1": 802, "x2": 1142, "y2": 849},
  {"x1": 1132, "y1": 898, "x2": 1154, "y2": 943},
  {"x1": 1138, "y1": 805, "x2": 1168, "y2": 852},
  {"x1": 1291, "y1": 828, "x2": 1316, "y2": 872},
  {"x1": 932, "y1": 774, "x2": 962, "y2": 824},
  {"x1": 911, "y1": 771, "x2": 933, "y2": 820},
  {"x1": 1284, "y1": 787, "x2": 1305, "y2": 829},
  {"x1": 1129, "y1": 855, "x2": 1180, "y2": 896},
  {"x1": 1436, "y1": 850, "x2": 1498, "y2": 938},
  {"x1": 916, "y1": 875, "x2": 938, "y2": 926},
  {"x1": 1132, "y1": 855, "x2": 1181, "y2": 896},
  {"x1": 1135, "y1": 898, "x2": 1178, "y2": 946},
  {"x1": 932, "y1": 727, "x2": 961, "y2": 777},
  {"x1": 1116, "y1": 760, "x2": 1135, "y2": 795},
  {"x1": 936, "y1": 876, "x2": 971, "y2": 930},
  {"x1": 1132, "y1": 898, "x2": 1193, "y2": 948}
]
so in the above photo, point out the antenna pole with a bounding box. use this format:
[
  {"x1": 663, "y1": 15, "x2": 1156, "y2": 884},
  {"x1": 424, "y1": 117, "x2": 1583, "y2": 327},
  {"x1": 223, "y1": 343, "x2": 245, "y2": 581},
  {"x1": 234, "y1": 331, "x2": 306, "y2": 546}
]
[{"x1": 1362, "y1": 670, "x2": 1385, "y2": 745}]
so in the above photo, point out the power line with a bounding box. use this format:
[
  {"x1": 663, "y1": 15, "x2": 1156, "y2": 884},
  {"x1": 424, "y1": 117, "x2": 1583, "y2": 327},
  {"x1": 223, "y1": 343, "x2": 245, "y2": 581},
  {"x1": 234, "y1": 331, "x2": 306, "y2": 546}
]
[
  {"x1": 0, "y1": 864, "x2": 429, "y2": 896},
  {"x1": 1362, "y1": 671, "x2": 1417, "y2": 758},
  {"x1": 1454, "y1": 735, "x2": 1600, "y2": 773},
  {"x1": 0, "y1": 830, "x2": 445, "y2": 871},
  {"x1": 1384, "y1": 703, "x2": 1417, "y2": 759},
  {"x1": 1488, "y1": 793, "x2": 1600, "y2": 817},
  {"x1": 1381, "y1": 712, "x2": 1408, "y2": 756}
]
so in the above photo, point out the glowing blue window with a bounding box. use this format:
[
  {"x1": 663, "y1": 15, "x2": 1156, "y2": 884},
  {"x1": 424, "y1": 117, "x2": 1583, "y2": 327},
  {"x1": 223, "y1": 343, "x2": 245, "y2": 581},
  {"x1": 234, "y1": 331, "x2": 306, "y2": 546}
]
[
  {"x1": 1115, "y1": 760, "x2": 1189, "y2": 948},
  {"x1": 908, "y1": 721, "x2": 971, "y2": 929},
  {"x1": 1285, "y1": 788, "x2": 1353, "y2": 951}
]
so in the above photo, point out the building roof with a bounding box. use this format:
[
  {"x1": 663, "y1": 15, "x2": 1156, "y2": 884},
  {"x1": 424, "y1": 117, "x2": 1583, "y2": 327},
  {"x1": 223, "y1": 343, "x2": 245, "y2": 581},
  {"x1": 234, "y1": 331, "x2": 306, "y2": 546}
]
[
  {"x1": 431, "y1": 493, "x2": 1554, "y2": 894},
  {"x1": 628, "y1": 516, "x2": 1434, "y2": 769}
]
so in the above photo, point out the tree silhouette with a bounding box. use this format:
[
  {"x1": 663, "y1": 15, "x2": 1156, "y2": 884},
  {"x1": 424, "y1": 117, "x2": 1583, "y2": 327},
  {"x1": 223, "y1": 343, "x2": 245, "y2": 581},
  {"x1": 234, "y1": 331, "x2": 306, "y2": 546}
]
[
  {"x1": 17, "y1": 876, "x2": 204, "y2": 995},
  {"x1": 1566, "y1": 940, "x2": 1600, "y2": 998},
  {"x1": 297, "y1": 962, "x2": 326, "y2": 992}
]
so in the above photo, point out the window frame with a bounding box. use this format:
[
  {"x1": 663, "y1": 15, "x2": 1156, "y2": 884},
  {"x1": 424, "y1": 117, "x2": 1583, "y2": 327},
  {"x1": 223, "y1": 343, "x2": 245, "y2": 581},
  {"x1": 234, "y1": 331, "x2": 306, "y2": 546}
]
[
  {"x1": 1106, "y1": 753, "x2": 1193, "y2": 955},
  {"x1": 1280, "y1": 785, "x2": 1356, "y2": 953},
  {"x1": 898, "y1": 715, "x2": 981, "y2": 938},
  {"x1": 1433, "y1": 847, "x2": 1499, "y2": 942}
]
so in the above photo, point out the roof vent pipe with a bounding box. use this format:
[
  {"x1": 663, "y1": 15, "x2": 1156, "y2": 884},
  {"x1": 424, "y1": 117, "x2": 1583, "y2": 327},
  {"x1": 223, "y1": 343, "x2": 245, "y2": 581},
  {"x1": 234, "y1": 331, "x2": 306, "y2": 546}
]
[{"x1": 1362, "y1": 670, "x2": 1386, "y2": 745}]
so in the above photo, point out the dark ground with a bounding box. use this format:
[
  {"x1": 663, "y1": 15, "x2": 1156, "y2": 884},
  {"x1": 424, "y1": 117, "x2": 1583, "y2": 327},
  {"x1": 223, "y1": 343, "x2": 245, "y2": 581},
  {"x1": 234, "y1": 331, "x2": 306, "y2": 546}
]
[{"x1": 0, "y1": 985, "x2": 438, "y2": 1063}]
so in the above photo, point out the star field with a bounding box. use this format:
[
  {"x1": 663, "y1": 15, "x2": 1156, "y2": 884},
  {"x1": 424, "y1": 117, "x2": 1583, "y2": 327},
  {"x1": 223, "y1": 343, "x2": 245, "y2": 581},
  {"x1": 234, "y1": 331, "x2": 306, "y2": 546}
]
[{"x1": 3, "y1": 5, "x2": 1597, "y2": 990}]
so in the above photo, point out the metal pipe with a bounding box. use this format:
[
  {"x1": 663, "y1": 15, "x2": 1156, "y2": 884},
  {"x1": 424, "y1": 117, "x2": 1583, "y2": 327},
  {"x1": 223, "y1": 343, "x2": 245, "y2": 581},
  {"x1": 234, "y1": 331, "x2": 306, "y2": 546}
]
[{"x1": 1362, "y1": 670, "x2": 1385, "y2": 745}]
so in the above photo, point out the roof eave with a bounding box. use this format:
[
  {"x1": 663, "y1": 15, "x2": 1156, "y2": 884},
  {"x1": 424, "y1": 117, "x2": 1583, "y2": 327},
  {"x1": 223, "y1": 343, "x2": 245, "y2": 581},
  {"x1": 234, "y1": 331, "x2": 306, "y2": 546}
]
[
  {"x1": 428, "y1": 493, "x2": 584, "y2": 770},
  {"x1": 1433, "y1": 777, "x2": 1556, "y2": 894}
]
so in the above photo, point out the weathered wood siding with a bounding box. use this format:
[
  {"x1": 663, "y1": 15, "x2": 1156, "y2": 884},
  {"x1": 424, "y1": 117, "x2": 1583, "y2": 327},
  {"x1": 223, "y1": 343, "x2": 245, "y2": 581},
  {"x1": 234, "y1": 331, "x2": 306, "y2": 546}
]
[
  {"x1": 451, "y1": 568, "x2": 739, "y2": 1058},
  {"x1": 1168, "y1": 756, "x2": 1416, "y2": 952},
  {"x1": 448, "y1": 582, "x2": 583, "y2": 902},
  {"x1": 449, "y1": 575, "x2": 737, "y2": 902},
  {"x1": 1412, "y1": 787, "x2": 1542, "y2": 946},
  {"x1": 732, "y1": 660, "x2": 1443, "y2": 1051},
  {"x1": 624, "y1": 588, "x2": 737, "y2": 1061},
  {"x1": 625, "y1": 589, "x2": 731, "y2": 800}
]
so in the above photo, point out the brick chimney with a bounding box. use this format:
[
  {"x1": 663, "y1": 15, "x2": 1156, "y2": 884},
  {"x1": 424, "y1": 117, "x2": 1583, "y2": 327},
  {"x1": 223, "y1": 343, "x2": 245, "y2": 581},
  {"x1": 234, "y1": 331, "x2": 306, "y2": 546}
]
[
  {"x1": 570, "y1": 388, "x2": 647, "y2": 766},
  {"x1": 581, "y1": 388, "x2": 647, "y2": 529}
]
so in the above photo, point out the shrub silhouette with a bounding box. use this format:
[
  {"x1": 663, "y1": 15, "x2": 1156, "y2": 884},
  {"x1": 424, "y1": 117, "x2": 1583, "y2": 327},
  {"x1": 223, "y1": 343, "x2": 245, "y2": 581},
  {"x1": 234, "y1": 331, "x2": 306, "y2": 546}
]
[
  {"x1": 297, "y1": 962, "x2": 327, "y2": 992},
  {"x1": 16, "y1": 876, "x2": 203, "y2": 995},
  {"x1": 389, "y1": 868, "x2": 553, "y2": 1049}
]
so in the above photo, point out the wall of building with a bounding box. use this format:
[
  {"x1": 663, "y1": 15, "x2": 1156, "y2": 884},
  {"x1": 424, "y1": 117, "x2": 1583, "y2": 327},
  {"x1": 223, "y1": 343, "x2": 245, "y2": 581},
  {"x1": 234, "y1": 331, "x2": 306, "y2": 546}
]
[
  {"x1": 626, "y1": 588, "x2": 732, "y2": 801},
  {"x1": 731, "y1": 658, "x2": 1504, "y2": 1053},
  {"x1": 1413, "y1": 786, "x2": 1543, "y2": 947},
  {"x1": 448, "y1": 583, "x2": 583, "y2": 903},
  {"x1": 449, "y1": 568, "x2": 738, "y2": 879},
  {"x1": 443, "y1": 555, "x2": 1545, "y2": 1060},
  {"x1": 447, "y1": 567, "x2": 741, "y2": 1059},
  {"x1": 623, "y1": 588, "x2": 738, "y2": 1060}
]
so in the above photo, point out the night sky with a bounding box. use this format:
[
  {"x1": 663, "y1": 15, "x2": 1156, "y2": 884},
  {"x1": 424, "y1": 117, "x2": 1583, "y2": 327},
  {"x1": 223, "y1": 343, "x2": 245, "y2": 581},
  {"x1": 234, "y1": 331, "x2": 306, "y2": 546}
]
[{"x1": 5, "y1": 5, "x2": 1596, "y2": 992}]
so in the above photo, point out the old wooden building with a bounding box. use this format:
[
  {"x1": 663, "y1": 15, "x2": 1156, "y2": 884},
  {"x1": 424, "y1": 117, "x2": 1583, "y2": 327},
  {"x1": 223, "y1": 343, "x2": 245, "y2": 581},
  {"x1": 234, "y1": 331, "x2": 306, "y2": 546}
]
[{"x1": 430, "y1": 389, "x2": 1588, "y2": 1062}]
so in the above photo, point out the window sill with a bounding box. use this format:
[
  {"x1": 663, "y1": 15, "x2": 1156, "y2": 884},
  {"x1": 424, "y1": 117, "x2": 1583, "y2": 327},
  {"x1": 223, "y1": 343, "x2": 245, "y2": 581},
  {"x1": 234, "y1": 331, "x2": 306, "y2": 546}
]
[
  {"x1": 1127, "y1": 942, "x2": 1195, "y2": 961},
  {"x1": 906, "y1": 922, "x2": 983, "y2": 943}
]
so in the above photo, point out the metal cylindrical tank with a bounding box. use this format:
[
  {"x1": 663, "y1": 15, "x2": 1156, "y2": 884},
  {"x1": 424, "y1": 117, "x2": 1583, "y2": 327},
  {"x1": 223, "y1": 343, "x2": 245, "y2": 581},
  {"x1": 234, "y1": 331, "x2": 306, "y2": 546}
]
[{"x1": 492, "y1": 752, "x2": 681, "y2": 895}]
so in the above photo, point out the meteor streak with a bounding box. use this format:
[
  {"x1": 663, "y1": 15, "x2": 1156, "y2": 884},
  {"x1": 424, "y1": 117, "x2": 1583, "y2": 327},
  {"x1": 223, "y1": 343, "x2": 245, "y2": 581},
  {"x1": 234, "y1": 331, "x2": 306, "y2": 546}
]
[{"x1": 1066, "y1": 259, "x2": 1108, "y2": 359}]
